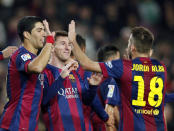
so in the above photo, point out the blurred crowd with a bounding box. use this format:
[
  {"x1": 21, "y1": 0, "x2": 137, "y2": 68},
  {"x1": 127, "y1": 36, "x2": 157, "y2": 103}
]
[{"x1": 0, "y1": 0, "x2": 174, "y2": 130}]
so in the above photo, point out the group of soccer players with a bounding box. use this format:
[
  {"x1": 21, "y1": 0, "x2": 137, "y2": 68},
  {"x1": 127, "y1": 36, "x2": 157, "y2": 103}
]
[{"x1": 0, "y1": 15, "x2": 170, "y2": 131}]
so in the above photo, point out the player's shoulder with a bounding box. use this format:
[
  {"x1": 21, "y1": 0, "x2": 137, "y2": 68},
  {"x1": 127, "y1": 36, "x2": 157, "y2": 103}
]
[
  {"x1": 12, "y1": 46, "x2": 32, "y2": 60},
  {"x1": 122, "y1": 59, "x2": 132, "y2": 63},
  {"x1": 150, "y1": 58, "x2": 166, "y2": 67},
  {"x1": 44, "y1": 64, "x2": 60, "y2": 77},
  {"x1": 45, "y1": 64, "x2": 59, "y2": 73},
  {"x1": 106, "y1": 59, "x2": 124, "y2": 67}
]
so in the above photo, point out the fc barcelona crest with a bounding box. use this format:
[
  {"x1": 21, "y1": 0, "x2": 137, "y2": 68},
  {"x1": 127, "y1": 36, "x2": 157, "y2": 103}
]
[{"x1": 69, "y1": 74, "x2": 76, "y2": 82}]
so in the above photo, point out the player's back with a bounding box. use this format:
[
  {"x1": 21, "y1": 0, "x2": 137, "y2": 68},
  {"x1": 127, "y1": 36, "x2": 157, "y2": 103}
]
[{"x1": 119, "y1": 57, "x2": 167, "y2": 131}]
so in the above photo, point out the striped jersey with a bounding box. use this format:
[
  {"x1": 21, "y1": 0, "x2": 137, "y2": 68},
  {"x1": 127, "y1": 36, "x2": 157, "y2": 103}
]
[
  {"x1": 42, "y1": 65, "x2": 97, "y2": 131},
  {"x1": 99, "y1": 57, "x2": 167, "y2": 131},
  {"x1": 91, "y1": 77, "x2": 120, "y2": 131},
  {"x1": 0, "y1": 47, "x2": 44, "y2": 131}
]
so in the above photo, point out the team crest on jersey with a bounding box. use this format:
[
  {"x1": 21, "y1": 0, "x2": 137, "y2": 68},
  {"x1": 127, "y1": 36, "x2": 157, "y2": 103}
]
[
  {"x1": 58, "y1": 87, "x2": 79, "y2": 99},
  {"x1": 21, "y1": 53, "x2": 31, "y2": 61},
  {"x1": 107, "y1": 85, "x2": 115, "y2": 98},
  {"x1": 69, "y1": 74, "x2": 76, "y2": 82},
  {"x1": 106, "y1": 61, "x2": 113, "y2": 68}
]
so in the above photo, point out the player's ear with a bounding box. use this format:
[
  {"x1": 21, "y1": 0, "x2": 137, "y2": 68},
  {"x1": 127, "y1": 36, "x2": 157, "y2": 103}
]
[
  {"x1": 149, "y1": 49, "x2": 153, "y2": 57},
  {"x1": 131, "y1": 44, "x2": 136, "y2": 52},
  {"x1": 23, "y1": 31, "x2": 31, "y2": 40},
  {"x1": 81, "y1": 47, "x2": 86, "y2": 53}
]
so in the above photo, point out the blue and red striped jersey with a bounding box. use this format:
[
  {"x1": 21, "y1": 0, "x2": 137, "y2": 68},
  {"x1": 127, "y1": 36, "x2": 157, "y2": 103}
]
[
  {"x1": 106, "y1": 78, "x2": 120, "y2": 106},
  {"x1": 99, "y1": 77, "x2": 120, "y2": 106},
  {"x1": 0, "y1": 47, "x2": 44, "y2": 131},
  {"x1": 99, "y1": 57, "x2": 167, "y2": 131},
  {"x1": 77, "y1": 66, "x2": 110, "y2": 131},
  {"x1": 0, "y1": 51, "x2": 3, "y2": 60},
  {"x1": 42, "y1": 65, "x2": 96, "y2": 131},
  {"x1": 91, "y1": 77, "x2": 120, "y2": 131}
]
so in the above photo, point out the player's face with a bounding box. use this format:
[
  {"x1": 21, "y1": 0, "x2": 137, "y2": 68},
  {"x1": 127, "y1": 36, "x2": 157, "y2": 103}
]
[
  {"x1": 30, "y1": 22, "x2": 45, "y2": 49},
  {"x1": 54, "y1": 36, "x2": 72, "y2": 61}
]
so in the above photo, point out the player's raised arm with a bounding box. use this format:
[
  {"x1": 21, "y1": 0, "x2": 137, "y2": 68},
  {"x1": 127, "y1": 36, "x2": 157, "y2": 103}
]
[
  {"x1": 68, "y1": 20, "x2": 102, "y2": 73},
  {"x1": 28, "y1": 20, "x2": 54, "y2": 73}
]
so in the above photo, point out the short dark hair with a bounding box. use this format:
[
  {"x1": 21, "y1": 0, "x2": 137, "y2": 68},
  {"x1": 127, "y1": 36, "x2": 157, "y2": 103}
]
[
  {"x1": 131, "y1": 26, "x2": 154, "y2": 53},
  {"x1": 17, "y1": 16, "x2": 43, "y2": 42},
  {"x1": 97, "y1": 45, "x2": 120, "y2": 62},
  {"x1": 55, "y1": 31, "x2": 68, "y2": 39},
  {"x1": 76, "y1": 34, "x2": 86, "y2": 48}
]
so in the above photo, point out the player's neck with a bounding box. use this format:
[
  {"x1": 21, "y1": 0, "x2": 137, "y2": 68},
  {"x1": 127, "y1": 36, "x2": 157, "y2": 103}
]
[
  {"x1": 23, "y1": 41, "x2": 38, "y2": 55},
  {"x1": 49, "y1": 55, "x2": 66, "y2": 69},
  {"x1": 132, "y1": 52, "x2": 150, "y2": 59}
]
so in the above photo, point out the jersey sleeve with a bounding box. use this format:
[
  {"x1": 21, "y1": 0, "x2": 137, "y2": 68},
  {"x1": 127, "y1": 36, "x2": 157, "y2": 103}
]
[
  {"x1": 99, "y1": 59, "x2": 123, "y2": 79},
  {"x1": 106, "y1": 80, "x2": 120, "y2": 106},
  {"x1": 42, "y1": 73, "x2": 64, "y2": 105},
  {"x1": 82, "y1": 84, "x2": 98, "y2": 105},
  {"x1": 91, "y1": 95, "x2": 109, "y2": 122},
  {"x1": 165, "y1": 93, "x2": 174, "y2": 103},
  {"x1": 15, "y1": 53, "x2": 32, "y2": 72},
  {"x1": 0, "y1": 51, "x2": 3, "y2": 60}
]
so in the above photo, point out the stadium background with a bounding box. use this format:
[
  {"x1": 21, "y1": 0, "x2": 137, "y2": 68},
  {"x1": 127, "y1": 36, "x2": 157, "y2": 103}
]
[{"x1": 0, "y1": 0, "x2": 174, "y2": 130}]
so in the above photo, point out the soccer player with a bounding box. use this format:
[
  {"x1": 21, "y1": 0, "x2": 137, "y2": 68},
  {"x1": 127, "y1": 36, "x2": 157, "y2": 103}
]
[
  {"x1": 69, "y1": 20, "x2": 167, "y2": 131},
  {"x1": 0, "y1": 16, "x2": 54, "y2": 131},
  {"x1": 73, "y1": 34, "x2": 110, "y2": 130},
  {"x1": 41, "y1": 31, "x2": 101, "y2": 131},
  {"x1": 91, "y1": 45, "x2": 120, "y2": 131},
  {"x1": 0, "y1": 46, "x2": 18, "y2": 60}
]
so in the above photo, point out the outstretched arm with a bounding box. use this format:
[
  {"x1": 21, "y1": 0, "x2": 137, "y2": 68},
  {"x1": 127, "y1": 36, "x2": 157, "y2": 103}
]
[
  {"x1": 68, "y1": 20, "x2": 102, "y2": 73},
  {"x1": 1, "y1": 46, "x2": 18, "y2": 60},
  {"x1": 91, "y1": 95, "x2": 109, "y2": 122}
]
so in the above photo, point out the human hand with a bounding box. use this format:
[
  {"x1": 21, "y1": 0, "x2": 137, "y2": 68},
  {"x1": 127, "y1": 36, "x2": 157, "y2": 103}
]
[
  {"x1": 68, "y1": 20, "x2": 76, "y2": 44},
  {"x1": 105, "y1": 104, "x2": 116, "y2": 131},
  {"x1": 60, "y1": 60, "x2": 78, "y2": 78},
  {"x1": 43, "y1": 20, "x2": 53, "y2": 36},
  {"x1": 2, "y1": 46, "x2": 18, "y2": 59},
  {"x1": 87, "y1": 72, "x2": 103, "y2": 86},
  {"x1": 65, "y1": 58, "x2": 79, "y2": 70}
]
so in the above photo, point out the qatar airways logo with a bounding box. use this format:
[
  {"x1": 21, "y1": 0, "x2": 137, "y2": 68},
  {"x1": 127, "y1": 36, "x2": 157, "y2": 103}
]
[{"x1": 58, "y1": 87, "x2": 79, "y2": 99}]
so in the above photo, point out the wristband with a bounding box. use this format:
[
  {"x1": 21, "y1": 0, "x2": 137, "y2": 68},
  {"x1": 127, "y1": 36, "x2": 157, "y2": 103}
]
[
  {"x1": 46, "y1": 36, "x2": 54, "y2": 44},
  {"x1": 0, "y1": 51, "x2": 3, "y2": 60}
]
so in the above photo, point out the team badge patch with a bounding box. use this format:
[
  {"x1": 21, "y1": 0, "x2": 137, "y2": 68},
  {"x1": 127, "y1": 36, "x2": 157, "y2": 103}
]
[
  {"x1": 21, "y1": 53, "x2": 31, "y2": 61},
  {"x1": 69, "y1": 74, "x2": 76, "y2": 82},
  {"x1": 107, "y1": 85, "x2": 115, "y2": 98},
  {"x1": 106, "y1": 61, "x2": 113, "y2": 68}
]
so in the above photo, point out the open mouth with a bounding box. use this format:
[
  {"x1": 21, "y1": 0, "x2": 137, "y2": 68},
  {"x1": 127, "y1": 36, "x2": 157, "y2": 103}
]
[{"x1": 41, "y1": 37, "x2": 45, "y2": 43}]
